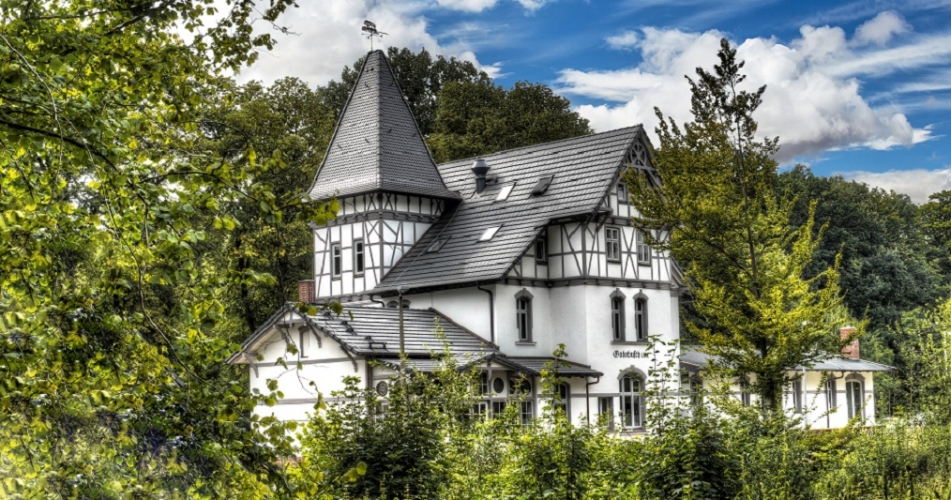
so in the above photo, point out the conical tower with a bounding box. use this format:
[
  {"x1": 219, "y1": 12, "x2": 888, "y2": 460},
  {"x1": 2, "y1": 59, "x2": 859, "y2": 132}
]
[
  {"x1": 308, "y1": 50, "x2": 458, "y2": 201},
  {"x1": 307, "y1": 50, "x2": 458, "y2": 300}
]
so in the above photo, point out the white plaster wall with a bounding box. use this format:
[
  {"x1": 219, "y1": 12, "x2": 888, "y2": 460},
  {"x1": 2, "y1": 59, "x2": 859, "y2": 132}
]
[
  {"x1": 494, "y1": 283, "x2": 553, "y2": 356},
  {"x1": 405, "y1": 287, "x2": 495, "y2": 345}
]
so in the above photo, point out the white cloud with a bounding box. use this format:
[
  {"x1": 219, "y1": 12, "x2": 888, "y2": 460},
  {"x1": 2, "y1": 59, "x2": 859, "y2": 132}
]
[
  {"x1": 236, "y1": 0, "x2": 495, "y2": 86},
  {"x1": 841, "y1": 168, "x2": 951, "y2": 203},
  {"x1": 606, "y1": 30, "x2": 639, "y2": 50},
  {"x1": 895, "y1": 69, "x2": 951, "y2": 92},
  {"x1": 828, "y1": 32, "x2": 951, "y2": 77},
  {"x1": 559, "y1": 22, "x2": 938, "y2": 163},
  {"x1": 515, "y1": 0, "x2": 551, "y2": 11},
  {"x1": 852, "y1": 11, "x2": 910, "y2": 47},
  {"x1": 437, "y1": 0, "x2": 499, "y2": 12}
]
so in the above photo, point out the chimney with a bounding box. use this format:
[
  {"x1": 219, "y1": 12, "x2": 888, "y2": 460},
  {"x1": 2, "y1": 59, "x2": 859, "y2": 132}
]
[
  {"x1": 472, "y1": 158, "x2": 490, "y2": 194},
  {"x1": 298, "y1": 280, "x2": 316, "y2": 304},
  {"x1": 840, "y1": 326, "x2": 859, "y2": 360}
]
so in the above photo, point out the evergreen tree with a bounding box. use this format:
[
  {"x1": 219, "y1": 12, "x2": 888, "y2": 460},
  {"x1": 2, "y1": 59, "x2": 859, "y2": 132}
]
[{"x1": 627, "y1": 39, "x2": 848, "y2": 413}]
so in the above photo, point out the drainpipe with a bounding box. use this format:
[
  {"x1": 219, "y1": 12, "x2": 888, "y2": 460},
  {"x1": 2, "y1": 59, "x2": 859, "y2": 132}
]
[
  {"x1": 477, "y1": 284, "x2": 495, "y2": 344},
  {"x1": 586, "y1": 375, "x2": 601, "y2": 425}
]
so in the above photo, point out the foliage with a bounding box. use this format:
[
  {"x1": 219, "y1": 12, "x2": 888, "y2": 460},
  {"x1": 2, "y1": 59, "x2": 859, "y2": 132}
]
[
  {"x1": 627, "y1": 38, "x2": 848, "y2": 413},
  {"x1": 193, "y1": 77, "x2": 337, "y2": 338},
  {"x1": 427, "y1": 80, "x2": 592, "y2": 163},
  {"x1": 0, "y1": 0, "x2": 338, "y2": 496},
  {"x1": 779, "y1": 166, "x2": 942, "y2": 330}
]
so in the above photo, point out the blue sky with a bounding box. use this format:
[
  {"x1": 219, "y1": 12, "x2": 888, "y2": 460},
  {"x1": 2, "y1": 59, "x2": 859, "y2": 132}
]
[{"x1": 239, "y1": 0, "x2": 951, "y2": 203}]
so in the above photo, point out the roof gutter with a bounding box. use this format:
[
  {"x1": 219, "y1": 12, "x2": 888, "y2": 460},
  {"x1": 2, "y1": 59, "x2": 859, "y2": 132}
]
[{"x1": 477, "y1": 284, "x2": 495, "y2": 344}]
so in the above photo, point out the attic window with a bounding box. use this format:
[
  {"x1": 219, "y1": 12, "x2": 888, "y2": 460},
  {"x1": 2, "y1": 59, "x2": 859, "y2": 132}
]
[
  {"x1": 531, "y1": 175, "x2": 554, "y2": 196},
  {"x1": 496, "y1": 183, "x2": 515, "y2": 201},
  {"x1": 427, "y1": 237, "x2": 449, "y2": 253},
  {"x1": 479, "y1": 226, "x2": 501, "y2": 241}
]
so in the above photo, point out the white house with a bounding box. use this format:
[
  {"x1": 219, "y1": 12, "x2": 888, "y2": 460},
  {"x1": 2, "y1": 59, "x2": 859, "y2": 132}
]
[{"x1": 228, "y1": 50, "x2": 891, "y2": 432}]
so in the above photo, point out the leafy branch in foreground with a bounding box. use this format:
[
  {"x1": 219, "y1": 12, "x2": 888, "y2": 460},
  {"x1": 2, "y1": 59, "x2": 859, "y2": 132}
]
[{"x1": 0, "y1": 1, "x2": 340, "y2": 496}]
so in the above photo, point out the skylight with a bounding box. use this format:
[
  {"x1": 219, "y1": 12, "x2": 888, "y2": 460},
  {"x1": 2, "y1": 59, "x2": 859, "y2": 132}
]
[
  {"x1": 531, "y1": 175, "x2": 554, "y2": 196},
  {"x1": 479, "y1": 226, "x2": 501, "y2": 241},
  {"x1": 496, "y1": 183, "x2": 515, "y2": 201},
  {"x1": 427, "y1": 237, "x2": 449, "y2": 253}
]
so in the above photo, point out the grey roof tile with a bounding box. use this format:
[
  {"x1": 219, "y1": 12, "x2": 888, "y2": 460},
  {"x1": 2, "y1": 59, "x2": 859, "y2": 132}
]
[
  {"x1": 680, "y1": 346, "x2": 894, "y2": 373},
  {"x1": 308, "y1": 51, "x2": 458, "y2": 201},
  {"x1": 376, "y1": 126, "x2": 645, "y2": 291},
  {"x1": 312, "y1": 304, "x2": 496, "y2": 357}
]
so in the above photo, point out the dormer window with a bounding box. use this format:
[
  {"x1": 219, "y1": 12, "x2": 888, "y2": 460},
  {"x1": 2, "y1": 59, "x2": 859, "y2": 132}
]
[
  {"x1": 531, "y1": 175, "x2": 553, "y2": 196},
  {"x1": 427, "y1": 237, "x2": 449, "y2": 253},
  {"x1": 479, "y1": 226, "x2": 501, "y2": 241},
  {"x1": 497, "y1": 183, "x2": 515, "y2": 201}
]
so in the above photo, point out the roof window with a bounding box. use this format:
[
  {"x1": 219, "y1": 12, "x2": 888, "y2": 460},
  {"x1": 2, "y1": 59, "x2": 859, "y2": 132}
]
[
  {"x1": 531, "y1": 175, "x2": 554, "y2": 196},
  {"x1": 427, "y1": 237, "x2": 450, "y2": 253},
  {"x1": 496, "y1": 183, "x2": 515, "y2": 201},
  {"x1": 479, "y1": 226, "x2": 501, "y2": 241}
]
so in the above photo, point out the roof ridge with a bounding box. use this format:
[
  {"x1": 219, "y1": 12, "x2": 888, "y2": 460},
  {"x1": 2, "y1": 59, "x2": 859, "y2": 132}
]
[{"x1": 437, "y1": 125, "x2": 643, "y2": 167}]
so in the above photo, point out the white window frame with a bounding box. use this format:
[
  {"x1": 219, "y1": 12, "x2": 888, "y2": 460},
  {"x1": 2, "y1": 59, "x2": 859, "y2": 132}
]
[
  {"x1": 617, "y1": 181, "x2": 628, "y2": 204},
  {"x1": 331, "y1": 243, "x2": 342, "y2": 278},
  {"x1": 519, "y1": 401, "x2": 534, "y2": 425},
  {"x1": 611, "y1": 289, "x2": 626, "y2": 341},
  {"x1": 620, "y1": 373, "x2": 645, "y2": 428},
  {"x1": 633, "y1": 296, "x2": 648, "y2": 341},
  {"x1": 516, "y1": 289, "x2": 533, "y2": 342},
  {"x1": 636, "y1": 230, "x2": 651, "y2": 265},
  {"x1": 353, "y1": 239, "x2": 365, "y2": 275},
  {"x1": 846, "y1": 375, "x2": 864, "y2": 420},
  {"x1": 535, "y1": 237, "x2": 547, "y2": 264},
  {"x1": 606, "y1": 227, "x2": 621, "y2": 262}
]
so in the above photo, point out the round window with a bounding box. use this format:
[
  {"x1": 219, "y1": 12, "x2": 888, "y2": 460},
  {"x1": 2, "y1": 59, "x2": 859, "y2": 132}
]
[
  {"x1": 376, "y1": 381, "x2": 389, "y2": 397},
  {"x1": 510, "y1": 378, "x2": 532, "y2": 394},
  {"x1": 492, "y1": 377, "x2": 505, "y2": 394}
]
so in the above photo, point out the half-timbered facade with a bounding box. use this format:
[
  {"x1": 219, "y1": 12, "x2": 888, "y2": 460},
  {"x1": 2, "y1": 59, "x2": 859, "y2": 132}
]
[{"x1": 230, "y1": 49, "x2": 890, "y2": 432}]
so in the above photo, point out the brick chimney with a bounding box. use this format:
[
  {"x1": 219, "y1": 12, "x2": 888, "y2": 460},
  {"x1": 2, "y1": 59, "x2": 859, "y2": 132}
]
[
  {"x1": 840, "y1": 326, "x2": 859, "y2": 360},
  {"x1": 298, "y1": 280, "x2": 316, "y2": 304}
]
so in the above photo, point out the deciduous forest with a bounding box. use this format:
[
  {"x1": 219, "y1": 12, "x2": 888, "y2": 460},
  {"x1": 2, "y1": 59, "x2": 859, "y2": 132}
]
[{"x1": 2, "y1": 1, "x2": 950, "y2": 498}]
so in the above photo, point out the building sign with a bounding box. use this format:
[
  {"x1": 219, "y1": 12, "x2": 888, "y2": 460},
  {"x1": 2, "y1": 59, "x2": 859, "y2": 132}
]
[{"x1": 613, "y1": 350, "x2": 642, "y2": 359}]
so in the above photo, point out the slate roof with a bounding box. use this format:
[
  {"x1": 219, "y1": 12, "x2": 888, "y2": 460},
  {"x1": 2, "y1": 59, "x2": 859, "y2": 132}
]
[
  {"x1": 227, "y1": 303, "x2": 497, "y2": 364},
  {"x1": 375, "y1": 126, "x2": 645, "y2": 291},
  {"x1": 307, "y1": 50, "x2": 458, "y2": 201},
  {"x1": 310, "y1": 304, "x2": 496, "y2": 357},
  {"x1": 679, "y1": 346, "x2": 894, "y2": 373}
]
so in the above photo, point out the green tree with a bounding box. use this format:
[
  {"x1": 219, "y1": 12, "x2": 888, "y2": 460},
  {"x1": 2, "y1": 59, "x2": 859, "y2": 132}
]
[
  {"x1": 0, "y1": 1, "x2": 335, "y2": 496},
  {"x1": 195, "y1": 77, "x2": 336, "y2": 338},
  {"x1": 627, "y1": 38, "x2": 847, "y2": 413},
  {"x1": 779, "y1": 166, "x2": 941, "y2": 330},
  {"x1": 428, "y1": 80, "x2": 592, "y2": 162}
]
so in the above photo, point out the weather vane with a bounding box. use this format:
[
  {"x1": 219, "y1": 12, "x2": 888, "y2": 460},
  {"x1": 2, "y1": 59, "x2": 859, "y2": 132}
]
[{"x1": 361, "y1": 20, "x2": 387, "y2": 51}]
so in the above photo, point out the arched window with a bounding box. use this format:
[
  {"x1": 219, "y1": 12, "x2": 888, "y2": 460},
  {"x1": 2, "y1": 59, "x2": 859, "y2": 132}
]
[
  {"x1": 610, "y1": 289, "x2": 626, "y2": 341},
  {"x1": 620, "y1": 371, "x2": 646, "y2": 428},
  {"x1": 634, "y1": 296, "x2": 648, "y2": 341},
  {"x1": 515, "y1": 289, "x2": 533, "y2": 342},
  {"x1": 845, "y1": 374, "x2": 864, "y2": 420}
]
